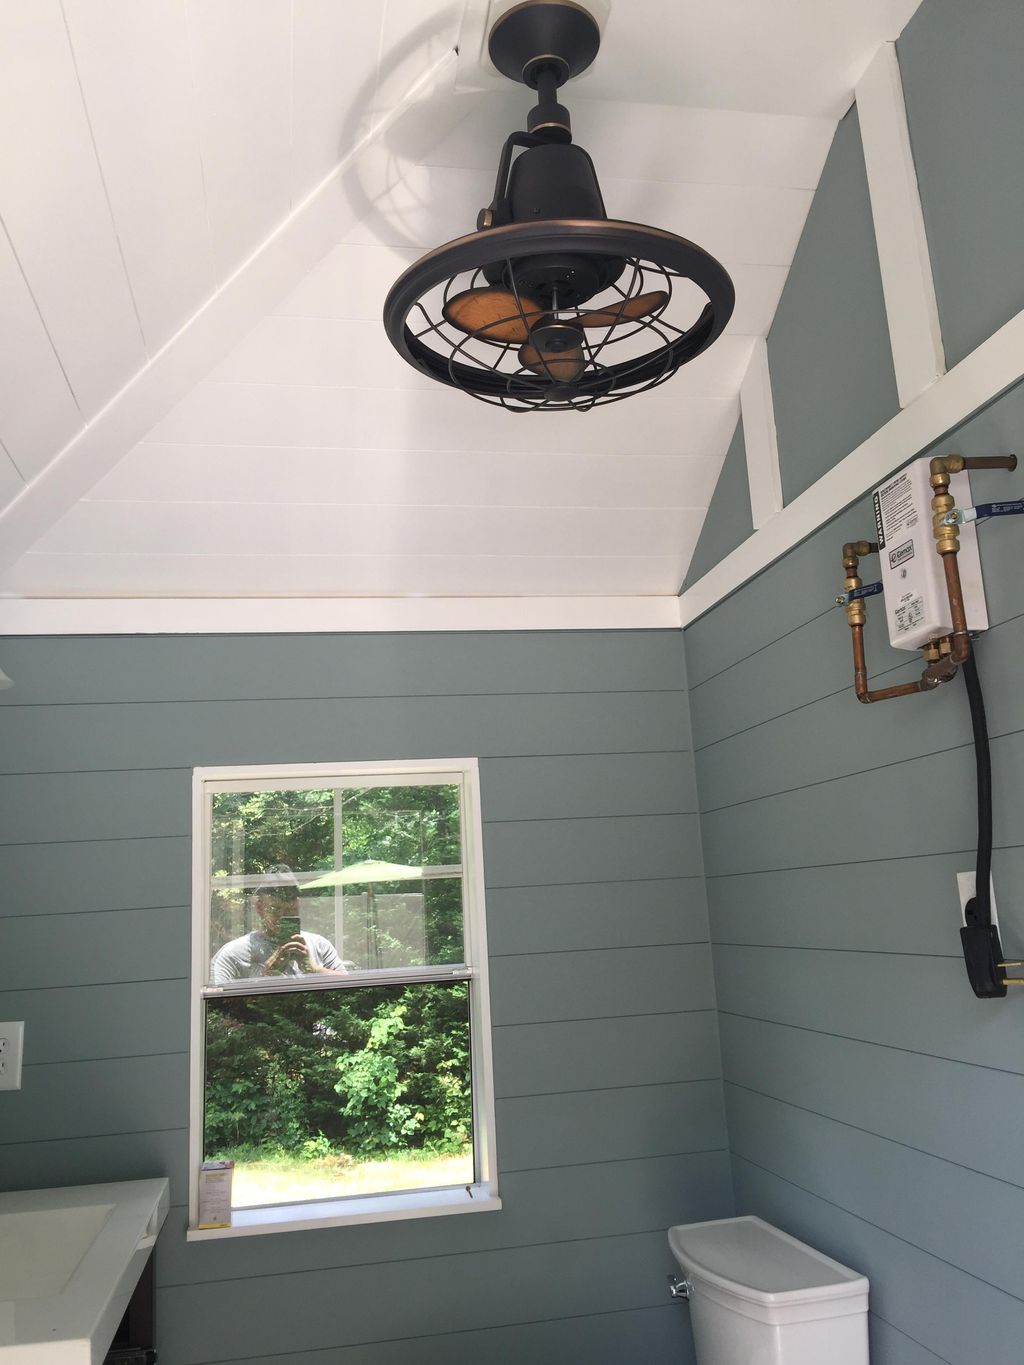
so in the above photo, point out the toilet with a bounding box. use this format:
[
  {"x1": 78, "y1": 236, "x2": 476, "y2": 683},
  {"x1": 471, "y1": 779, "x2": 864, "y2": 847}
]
[{"x1": 668, "y1": 1216, "x2": 870, "y2": 1364}]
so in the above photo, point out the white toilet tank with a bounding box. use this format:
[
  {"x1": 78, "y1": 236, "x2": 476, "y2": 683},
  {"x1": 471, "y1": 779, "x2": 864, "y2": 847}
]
[{"x1": 668, "y1": 1216, "x2": 869, "y2": 1365}]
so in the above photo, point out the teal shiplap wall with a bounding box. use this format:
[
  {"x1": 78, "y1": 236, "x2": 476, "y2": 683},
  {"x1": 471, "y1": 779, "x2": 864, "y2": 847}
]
[
  {"x1": 684, "y1": 0, "x2": 1024, "y2": 1355},
  {"x1": 682, "y1": 419, "x2": 750, "y2": 590},
  {"x1": 767, "y1": 106, "x2": 898, "y2": 504},
  {"x1": 0, "y1": 630, "x2": 729, "y2": 1365},
  {"x1": 686, "y1": 387, "x2": 1024, "y2": 1362},
  {"x1": 898, "y1": 0, "x2": 1024, "y2": 367}
]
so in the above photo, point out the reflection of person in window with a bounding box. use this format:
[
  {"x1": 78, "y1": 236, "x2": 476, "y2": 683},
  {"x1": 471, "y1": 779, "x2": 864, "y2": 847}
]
[{"x1": 210, "y1": 866, "x2": 346, "y2": 984}]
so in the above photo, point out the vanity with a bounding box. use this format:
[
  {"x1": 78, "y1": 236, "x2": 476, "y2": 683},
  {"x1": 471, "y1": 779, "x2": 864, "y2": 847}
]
[{"x1": 0, "y1": 1179, "x2": 168, "y2": 1365}]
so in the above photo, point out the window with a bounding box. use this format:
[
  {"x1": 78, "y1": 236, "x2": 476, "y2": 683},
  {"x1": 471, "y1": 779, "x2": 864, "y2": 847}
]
[{"x1": 188, "y1": 760, "x2": 499, "y2": 1238}]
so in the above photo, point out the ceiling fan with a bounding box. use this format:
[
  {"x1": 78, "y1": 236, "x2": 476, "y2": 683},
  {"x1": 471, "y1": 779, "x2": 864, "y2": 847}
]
[{"x1": 383, "y1": 0, "x2": 735, "y2": 413}]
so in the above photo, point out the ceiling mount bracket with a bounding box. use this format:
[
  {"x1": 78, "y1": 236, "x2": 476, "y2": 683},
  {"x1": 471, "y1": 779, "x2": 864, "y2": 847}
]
[{"x1": 488, "y1": 1, "x2": 602, "y2": 89}]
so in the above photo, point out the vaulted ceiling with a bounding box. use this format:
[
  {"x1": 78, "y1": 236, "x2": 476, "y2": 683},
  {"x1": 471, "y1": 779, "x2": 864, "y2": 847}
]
[{"x1": 0, "y1": 0, "x2": 921, "y2": 608}]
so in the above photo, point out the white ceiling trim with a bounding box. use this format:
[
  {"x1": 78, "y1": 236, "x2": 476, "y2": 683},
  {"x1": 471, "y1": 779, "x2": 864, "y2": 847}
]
[
  {"x1": 856, "y1": 43, "x2": 945, "y2": 407},
  {"x1": 0, "y1": 47, "x2": 460, "y2": 581},
  {"x1": 680, "y1": 302, "x2": 1024, "y2": 628},
  {"x1": 0, "y1": 595, "x2": 683, "y2": 637}
]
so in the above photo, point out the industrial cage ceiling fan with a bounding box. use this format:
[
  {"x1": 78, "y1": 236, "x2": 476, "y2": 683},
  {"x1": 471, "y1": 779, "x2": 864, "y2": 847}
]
[{"x1": 383, "y1": 0, "x2": 735, "y2": 413}]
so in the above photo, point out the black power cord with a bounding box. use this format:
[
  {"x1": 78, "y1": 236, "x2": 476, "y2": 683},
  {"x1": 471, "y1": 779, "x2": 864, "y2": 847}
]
[{"x1": 959, "y1": 648, "x2": 1008, "y2": 998}]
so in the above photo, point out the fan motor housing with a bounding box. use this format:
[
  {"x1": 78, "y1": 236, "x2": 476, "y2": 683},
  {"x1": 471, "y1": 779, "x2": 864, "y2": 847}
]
[{"x1": 484, "y1": 143, "x2": 626, "y2": 305}]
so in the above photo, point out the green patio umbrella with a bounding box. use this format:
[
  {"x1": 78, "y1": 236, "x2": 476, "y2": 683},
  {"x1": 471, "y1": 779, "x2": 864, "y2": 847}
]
[
  {"x1": 300, "y1": 860, "x2": 425, "y2": 967},
  {"x1": 300, "y1": 860, "x2": 424, "y2": 890}
]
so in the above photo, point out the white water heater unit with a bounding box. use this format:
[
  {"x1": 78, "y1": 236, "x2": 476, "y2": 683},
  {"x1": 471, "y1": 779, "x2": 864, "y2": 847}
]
[{"x1": 872, "y1": 456, "x2": 989, "y2": 651}]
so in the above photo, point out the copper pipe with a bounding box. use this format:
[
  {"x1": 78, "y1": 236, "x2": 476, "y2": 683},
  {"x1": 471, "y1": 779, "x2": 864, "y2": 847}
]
[
  {"x1": 930, "y1": 458, "x2": 975, "y2": 665},
  {"x1": 960, "y1": 454, "x2": 1017, "y2": 473},
  {"x1": 842, "y1": 541, "x2": 945, "y2": 704},
  {"x1": 929, "y1": 454, "x2": 1017, "y2": 477}
]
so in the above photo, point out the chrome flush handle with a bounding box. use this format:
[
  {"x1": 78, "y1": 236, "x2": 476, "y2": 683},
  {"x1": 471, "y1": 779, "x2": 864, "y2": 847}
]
[{"x1": 668, "y1": 1274, "x2": 693, "y2": 1300}]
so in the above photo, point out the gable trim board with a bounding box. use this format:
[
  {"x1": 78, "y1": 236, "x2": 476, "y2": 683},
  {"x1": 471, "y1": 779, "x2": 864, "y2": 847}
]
[
  {"x1": 679, "y1": 297, "x2": 1024, "y2": 628},
  {"x1": 855, "y1": 43, "x2": 945, "y2": 407}
]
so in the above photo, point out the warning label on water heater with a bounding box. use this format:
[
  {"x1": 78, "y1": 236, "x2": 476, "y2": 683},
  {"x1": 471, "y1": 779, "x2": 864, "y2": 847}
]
[{"x1": 873, "y1": 471, "x2": 918, "y2": 551}]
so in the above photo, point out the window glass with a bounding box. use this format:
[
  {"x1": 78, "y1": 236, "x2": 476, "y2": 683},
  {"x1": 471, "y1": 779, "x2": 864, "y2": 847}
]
[
  {"x1": 203, "y1": 981, "x2": 474, "y2": 1207},
  {"x1": 207, "y1": 783, "x2": 464, "y2": 981}
]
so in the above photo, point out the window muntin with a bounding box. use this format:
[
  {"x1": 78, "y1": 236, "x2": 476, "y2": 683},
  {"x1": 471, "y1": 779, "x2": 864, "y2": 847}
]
[{"x1": 190, "y1": 761, "x2": 497, "y2": 1236}]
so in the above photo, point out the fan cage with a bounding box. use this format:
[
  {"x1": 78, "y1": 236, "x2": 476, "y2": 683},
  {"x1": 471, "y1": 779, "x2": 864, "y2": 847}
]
[{"x1": 384, "y1": 221, "x2": 734, "y2": 414}]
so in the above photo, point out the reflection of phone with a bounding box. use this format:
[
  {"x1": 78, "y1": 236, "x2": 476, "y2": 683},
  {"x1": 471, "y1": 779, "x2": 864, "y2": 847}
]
[{"x1": 275, "y1": 915, "x2": 301, "y2": 947}]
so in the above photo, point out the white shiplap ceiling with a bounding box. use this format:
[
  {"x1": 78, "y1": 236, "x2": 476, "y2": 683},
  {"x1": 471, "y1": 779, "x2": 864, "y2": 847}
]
[{"x1": 0, "y1": 0, "x2": 921, "y2": 611}]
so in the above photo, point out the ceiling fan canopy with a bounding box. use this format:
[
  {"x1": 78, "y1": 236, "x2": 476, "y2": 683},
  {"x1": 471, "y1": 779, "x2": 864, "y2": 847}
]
[{"x1": 383, "y1": 0, "x2": 735, "y2": 413}]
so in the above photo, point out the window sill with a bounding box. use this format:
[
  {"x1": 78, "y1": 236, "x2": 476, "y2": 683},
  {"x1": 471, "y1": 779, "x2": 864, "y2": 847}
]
[{"x1": 186, "y1": 1183, "x2": 501, "y2": 1240}]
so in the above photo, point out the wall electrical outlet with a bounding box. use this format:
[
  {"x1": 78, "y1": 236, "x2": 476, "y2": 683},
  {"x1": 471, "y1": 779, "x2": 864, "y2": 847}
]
[
  {"x1": 0, "y1": 1022, "x2": 24, "y2": 1091},
  {"x1": 957, "y1": 871, "x2": 999, "y2": 930}
]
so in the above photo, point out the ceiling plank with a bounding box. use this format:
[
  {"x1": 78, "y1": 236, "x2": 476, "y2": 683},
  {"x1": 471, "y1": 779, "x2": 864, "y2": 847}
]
[
  {"x1": 63, "y1": 0, "x2": 218, "y2": 351},
  {"x1": 0, "y1": 0, "x2": 146, "y2": 415}
]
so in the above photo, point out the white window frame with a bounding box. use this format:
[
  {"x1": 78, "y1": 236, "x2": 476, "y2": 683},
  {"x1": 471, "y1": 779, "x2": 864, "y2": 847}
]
[{"x1": 187, "y1": 758, "x2": 500, "y2": 1240}]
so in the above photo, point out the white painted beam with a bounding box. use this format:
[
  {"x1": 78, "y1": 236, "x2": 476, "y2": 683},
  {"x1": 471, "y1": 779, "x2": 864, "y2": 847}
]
[
  {"x1": 0, "y1": 596, "x2": 684, "y2": 637},
  {"x1": 856, "y1": 42, "x2": 945, "y2": 407},
  {"x1": 680, "y1": 302, "x2": 1024, "y2": 627},
  {"x1": 740, "y1": 338, "x2": 783, "y2": 529}
]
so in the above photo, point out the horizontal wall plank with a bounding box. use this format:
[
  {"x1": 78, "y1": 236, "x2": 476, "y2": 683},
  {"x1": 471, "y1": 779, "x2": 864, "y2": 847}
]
[
  {"x1": 733, "y1": 1158, "x2": 1024, "y2": 1365},
  {"x1": 696, "y1": 655, "x2": 956, "y2": 811},
  {"x1": 689, "y1": 605, "x2": 879, "y2": 752},
  {"x1": 715, "y1": 946, "x2": 1024, "y2": 1075},
  {"x1": 0, "y1": 836, "x2": 189, "y2": 917},
  {"x1": 0, "y1": 768, "x2": 189, "y2": 847},
  {"x1": 2, "y1": 1054, "x2": 187, "y2": 1143},
  {"x1": 868, "y1": 1316, "x2": 950, "y2": 1365},
  {"x1": 291, "y1": 1304, "x2": 692, "y2": 1365},
  {"x1": 0, "y1": 692, "x2": 690, "y2": 775},
  {"x1": 497, "y1": 1081, "x2": 727, "y2": 1174},
  {"x1": 485, "y1": 814, "x2": 704, "y2": 889},
  {"x1": 697, "y1": 613, "x2": 1024, "y2": 813},
  {"x1": 493, "y1": 1011, "x2": 721, "y2": 1098},
  {"x1": 0, "y1": 632, "x2": 686, "y2": 707},
  {"x1": 720, "y1": 1013, "x2": 1024, "y2": 1189},
  {"x1": 156, "y1": 1153, "x2": 728, "y2": 1291},
  {"x1": 683, "y1": 499, "x2": 873, "y2": 687},
  {"x1": 700, "y1": 734, "x2": 1024, "y2": 878},
  {"x1": 480, "y1": 751, "x2": 698, "y2": 823},
  {"x1": 726, "y1": 1085, "x2": 1024, "y2": 1300},
  {"x1": 0, "y1": 906, "x2": 189, "y2": 991},
  {"x1": 490, "y1": 945, "x2": 715, "y2": 1026},
  {"x1": 157, "y1": 1228, "x2": 679, "y2": 1363},
  {"x1": 2, "y1": 981, "x2": 186, "y2": 1064},
  {"x1": 0, "y1": 1128, "x2": 186, "y2": 1205},
  {"x1": 486, "y1": 879, "x2": 710, "y2": 957},
  {"x1": 176, "y1": 1305, "x2": 694, "y2": 1365},
  {"x1": 705, "y1": 851, "x2": 1024, "y2": 957}
]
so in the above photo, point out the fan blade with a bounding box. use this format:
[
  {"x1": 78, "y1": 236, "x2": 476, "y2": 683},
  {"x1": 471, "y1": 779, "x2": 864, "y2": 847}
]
[
  {"x1": 576, "y1": 290, "x2": 670, "y2": 328},
  {"x1": 520, "y1": 339, "x2": 587, "y2": 384},
  {"x1": 443, "y1": 288, "x2": 542, "y2": 343}
]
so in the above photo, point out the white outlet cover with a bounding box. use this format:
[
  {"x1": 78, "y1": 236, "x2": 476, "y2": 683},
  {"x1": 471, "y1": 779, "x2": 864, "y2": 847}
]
[
  {"x1": 0, "y1": 1020, "x2": 25, "y2": 1090},
  {"x1": 957, "y1": 871, "x2": 999, "y2": 930}
]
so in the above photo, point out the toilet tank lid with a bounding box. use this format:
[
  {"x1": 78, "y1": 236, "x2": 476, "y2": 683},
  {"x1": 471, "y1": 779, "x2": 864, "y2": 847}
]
[{"x1": 668, "y1": 1217, "x2": 869, "y2": 1307}]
